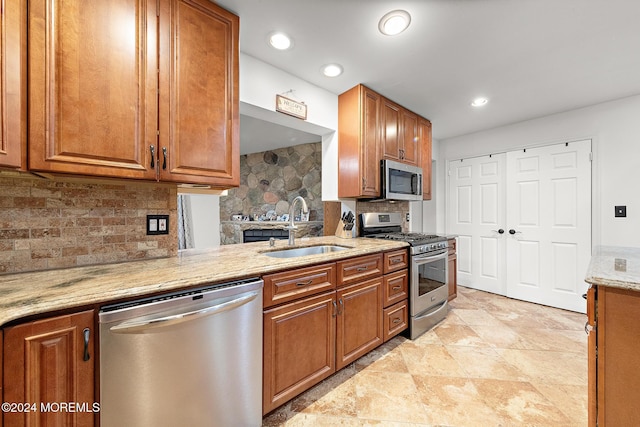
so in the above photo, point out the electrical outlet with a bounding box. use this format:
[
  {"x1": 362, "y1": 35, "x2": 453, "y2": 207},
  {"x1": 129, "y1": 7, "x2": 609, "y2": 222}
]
[
  {"x1": 147, "y1": 214, "x2": 170, "y2": 235},
  {"x1": 615, "y1": 206, "x2": 627, "y2": 218},
  {"x1": 405, "y1": 213, "x2": 410, "y2": 222}
]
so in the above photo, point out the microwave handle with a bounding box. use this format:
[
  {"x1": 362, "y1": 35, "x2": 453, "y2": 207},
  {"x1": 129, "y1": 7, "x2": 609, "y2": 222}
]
[{"x1": 412, "y1": 173, "x2": 422, "y2": 196}]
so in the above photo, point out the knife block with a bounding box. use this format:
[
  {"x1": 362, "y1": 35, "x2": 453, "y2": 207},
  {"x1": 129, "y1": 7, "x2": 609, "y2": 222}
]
[{"x1": 334, "y1": 220, "x2": 354, "y2": 239}]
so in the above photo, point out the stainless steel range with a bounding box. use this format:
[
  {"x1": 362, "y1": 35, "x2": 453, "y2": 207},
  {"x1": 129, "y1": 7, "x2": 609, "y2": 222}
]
[{"x1": 360, "y1": 212, "x2": 448, "y2": 339}]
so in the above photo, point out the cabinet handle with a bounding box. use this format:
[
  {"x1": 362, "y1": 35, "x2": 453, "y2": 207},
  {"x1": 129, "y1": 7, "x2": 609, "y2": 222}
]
[
  {"x1": 362, "y1": 177, "x2": 366, "y2": 190},
  {"x1": 392, "y1": 318, "x2": 401, "y2": 324},
  {"x1": 332, "y1": 301, "x2": 338, "y2": 318},
  {"x1": 392, "y1": 286, "x2": 402, "y2": 291},
  {"x1": 338, "y1": 298, "x2": 344, "y2": 315},
  {"x1": 585, "y1": 321, "x2": 593, "y2": 335},
  {"x1": 356, "y1": 266, "x2": 368, "y2": 272},
  {"x1": 296, "y1": 280, "x2": 313, "y2": 287},
  {"x1": 162, "y1": 147, "x2": 167, "y2": 170},
  {"x1": 391, "y1": 259, "x2": 402, "y2": 264},
  {"x1": 150, "y1": 145, "x2": 155, "y2": 169},
  {"x1": 83, "y1": 328, "x2": 91, "y2": 362}
]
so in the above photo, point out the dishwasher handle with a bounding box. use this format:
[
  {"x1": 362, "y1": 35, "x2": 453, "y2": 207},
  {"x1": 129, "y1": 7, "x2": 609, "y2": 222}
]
[{"x1": 110, "y1": 291, "x2": 259, "y2": 334}]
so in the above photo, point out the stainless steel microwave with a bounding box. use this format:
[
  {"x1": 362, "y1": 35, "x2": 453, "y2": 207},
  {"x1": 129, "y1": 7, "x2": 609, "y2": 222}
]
[{"x1": 381, "y1": 159, "x2": 423, "y2": 201}]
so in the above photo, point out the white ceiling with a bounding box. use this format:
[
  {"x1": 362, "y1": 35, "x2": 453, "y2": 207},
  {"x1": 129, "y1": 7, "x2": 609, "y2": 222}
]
[{"x1": 221, "y1": 0, "x2": 640, "y2": 149}]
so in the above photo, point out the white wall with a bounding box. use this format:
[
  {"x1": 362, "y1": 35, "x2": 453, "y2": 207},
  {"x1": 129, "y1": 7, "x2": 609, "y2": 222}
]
[
  {"x1": 188, "y1": 195, "x2": 221, "y2": 249},
  {"x1": 239, "y1": 53, "x2": 340, "y2": 201},
  {"x1": 438, "y1": 94, "x2": 640, "y2": 248}
]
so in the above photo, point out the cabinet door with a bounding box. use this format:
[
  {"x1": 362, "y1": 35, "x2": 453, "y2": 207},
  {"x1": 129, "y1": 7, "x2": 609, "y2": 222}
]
[
  {"x1": 28, "y1": 0, "x2": 158, "y2": 179},
  {"x1": 596, "y1": 286, "x2": 640, "y2": 426},
  {"x1": 263, "y1": 291, "x2": 336, "y2": 415},
  {"x1": 3, "y1": 310, "x2": 95, "y2": 427},
  {"x1": 419, "y1": 118, "x2": 433, "y2": 200},
  {"x1": 380, "y1": 98, "x2": 401, "y2": 162},
  {"x1": 400, "y1": 108, "x2": 420, "y2": 166},
  {"x1": 338, "y1": 84, "x2": 380, "y2": 198},
  {"x1": 447, "y1": 239, "x2": 457, "y2": 301},
  {"x1": 360, "y1": 87, "x2": 381, "y2": 196},
  {"x1": 158, "y1": 0, "x2": 239, "y2": 186},
  {"x1": 336, "y1": 277, "x2": 383, "y2": 370},
  {"x1": 586, "y1": 286, "x2": 596, "y2": 427},
  {"x1": 0, "y1": 0, "x2": 26, "y2": 170}
]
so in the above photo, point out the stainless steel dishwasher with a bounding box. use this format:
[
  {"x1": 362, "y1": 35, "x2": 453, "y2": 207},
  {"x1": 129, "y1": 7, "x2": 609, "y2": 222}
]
[{"x1": 99, "y1": 278, "x2": 263, "y2": 427}]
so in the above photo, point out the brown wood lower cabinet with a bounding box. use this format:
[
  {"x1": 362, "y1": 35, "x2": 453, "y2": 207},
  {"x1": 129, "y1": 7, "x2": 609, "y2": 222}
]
[
  {"x1": 336, "y1": 277, "x2": 383, "y2": 370},
  {"x1": 588, "y1": 285, "x2": 640, "y2": 426},
  {"x1": 448, "y1": 238, "x2": 457, "y2": 301},
  {"x1": 262, "y1": 251, "x2": 409, "y2": 415},
  {"x1": 263, "y1": 291, "x2": 337, "y2": 415},
  {"x1": 3, "y1": 310, "x2": 95, "y2": 427}
]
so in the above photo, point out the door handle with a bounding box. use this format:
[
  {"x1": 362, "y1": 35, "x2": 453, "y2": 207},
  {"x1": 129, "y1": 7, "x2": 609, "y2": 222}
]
[
  {"x1": 492, "y1": 229, "x2": 505, "y2": 234},
  {"x1": 150, "y1": 145, "x2": 155, "y2": 169},
  {"x1": 162, "y1": 147, "x2": 167, "y2": 170},
  {"x1": 509, "y1": 229, "x2": 521, "y2": 235}
]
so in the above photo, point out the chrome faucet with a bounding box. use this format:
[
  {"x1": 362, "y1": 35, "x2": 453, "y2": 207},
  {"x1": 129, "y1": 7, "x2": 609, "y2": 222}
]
[{"x1": 285, "y1": 196, "x2": 309, "y2": 246}]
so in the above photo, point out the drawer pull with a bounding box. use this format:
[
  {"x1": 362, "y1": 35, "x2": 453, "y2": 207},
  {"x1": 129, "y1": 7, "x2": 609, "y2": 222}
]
[
  {"x1": 356, "y1": 266, "x2": 368, "y2": 272},
  {"x1": 391, "y1": 259, "x2": 402, "y2": 264},
  {"x1": 296, "y1": 280, "x2": 313, "y2": 287},
  {"x1": 392, "y1": 286, "x2": 402, "y2": 291},
  {"x1": 392, "y1": 318, "x2": 401, "y2": 324}
]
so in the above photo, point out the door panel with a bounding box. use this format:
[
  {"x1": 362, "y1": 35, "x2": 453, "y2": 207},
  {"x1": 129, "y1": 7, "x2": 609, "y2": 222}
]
[
  {"x1": 448, "y1": 140, "x2": 591, "y2": 312},
  {"x1": 448, "y1": 154, "x2": 506, "y2": 294},
  {"x1": 506, "y1": 140, "x2": 591, "y2": 312}
]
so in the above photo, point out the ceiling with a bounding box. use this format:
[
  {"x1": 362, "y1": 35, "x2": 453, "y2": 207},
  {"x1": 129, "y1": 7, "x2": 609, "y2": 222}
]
[{"x1": 221, "y1": 0, "x2": 640, "y2": 148}]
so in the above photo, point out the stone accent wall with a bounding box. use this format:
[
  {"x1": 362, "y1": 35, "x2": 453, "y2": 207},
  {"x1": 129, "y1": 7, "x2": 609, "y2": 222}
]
[
  {"x1": 220, "y1": 142, "x2": 323, "y2": 244},
  {"x1": 0, "y1": 174, "x2": 177, "y2": 274}
]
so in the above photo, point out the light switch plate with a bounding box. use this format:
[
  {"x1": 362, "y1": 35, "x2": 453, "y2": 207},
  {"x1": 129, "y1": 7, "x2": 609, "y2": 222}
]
[
  {"x1": 615, "y1": 206, "x2": 627, "y2": 218},
  {"x1": 147, "y1": 214, "x2": 170, "y2": 235}
]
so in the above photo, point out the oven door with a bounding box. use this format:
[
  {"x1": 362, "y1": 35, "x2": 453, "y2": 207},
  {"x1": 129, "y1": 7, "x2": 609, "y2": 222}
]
[{"x1": 411, "y1": 249, "x2": 448, "y2": 315}]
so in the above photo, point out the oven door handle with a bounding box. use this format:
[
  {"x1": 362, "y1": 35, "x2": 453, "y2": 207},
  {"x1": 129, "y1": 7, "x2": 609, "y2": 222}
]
[
  {"x1": 414, "y1": 300, "x2": 448, "y2": 320},
  {"x1": 413, "y1": 250, "x2": 448, "y2": 263}
]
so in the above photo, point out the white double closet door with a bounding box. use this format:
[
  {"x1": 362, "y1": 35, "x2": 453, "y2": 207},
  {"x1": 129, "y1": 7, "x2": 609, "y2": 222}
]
[{"x1": 448, "y1": 140, "x2": 591, "y2": 313}]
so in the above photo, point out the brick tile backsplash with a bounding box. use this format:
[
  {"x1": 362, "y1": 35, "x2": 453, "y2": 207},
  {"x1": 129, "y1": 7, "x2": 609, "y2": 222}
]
[{"x1": 0, "y1": 174, "x2": 177, "y2": 274}]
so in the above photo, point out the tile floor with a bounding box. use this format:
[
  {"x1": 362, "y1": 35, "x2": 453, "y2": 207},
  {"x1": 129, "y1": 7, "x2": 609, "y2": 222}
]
[{"x1": 262, "y1": 286, "x2": 588, "y2": 426}]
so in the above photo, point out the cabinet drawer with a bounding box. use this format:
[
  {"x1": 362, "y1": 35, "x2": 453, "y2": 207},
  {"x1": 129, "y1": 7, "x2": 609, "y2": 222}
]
[
  {"x1": 383, "y1": 249, "x2": 409, "y2": 273},
  {"x1": 263, "y1": 263, "x2": 336, "y2": 308},
  {"x1": 336, "y1": 254, "x2": 383, "y2": 286},
  {"x1": 383, "y1": 300, "x2": 408, "y2": 342},
  {"x1": 383, "y1": 269, "x2": 408, "y2": 307}
]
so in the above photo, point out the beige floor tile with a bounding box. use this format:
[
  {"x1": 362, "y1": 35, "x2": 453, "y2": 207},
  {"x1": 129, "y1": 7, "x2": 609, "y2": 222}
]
[
  {"x1": 354, "y1": 370, "x2": 431, "y2": 424},
  {"x1": 446, "y1": 346, "x2": 530, "y2": 382},
  {"x1": 289, "y1": 365, "x2": 358, "y2": 417},
  {"x1": 468, "y1": 323, "x2": 537, "y2": 350},
  {"x1": 473, "y1": 378, "x2": 573, "y2": 426},
  {"x1": 531, "y1": 382, "x2": 588, "y2": 426},
  {"x1": 510, "y1": 326, "x2": 587, "y2": 353},
  {"x1": 452, "y1": 307, "x2": 506, "y2": 327},
  {"x1": 354, "y1": 339, "x2": 409, "y2": 373},
  {"x1": 496, "y1": 348, "x2": 587, "y2": 386},
  {"x1": 433, "y1": 323, "x2": 486, "y2": 347},
  {"x1": 413, "y1": 374, "x2": 511, "y2": 426},
  {"x1": 401, "y1": 343, "x2": 468, "y2": 378}
]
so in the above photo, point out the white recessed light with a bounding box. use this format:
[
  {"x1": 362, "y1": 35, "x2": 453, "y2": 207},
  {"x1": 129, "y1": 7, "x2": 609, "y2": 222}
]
[
  {"x1": 471, "y1": 97, "x2": 489, "y2": 107},
  {"x1": 378, "y1": 10, "x2": 411, "y2": 36},
  {"x1": 322, "y1": 64, "x2": 343, "y2": 77},
  {"x1": 269, "y1": 32, "x2": 293, "y2": 50}
]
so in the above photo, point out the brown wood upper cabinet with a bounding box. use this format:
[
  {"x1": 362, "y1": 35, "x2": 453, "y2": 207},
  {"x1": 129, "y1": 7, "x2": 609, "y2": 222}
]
[
  {"x1": 338, "y1": 84, "x2": 432, "y2": 199},
  {"x1": 0, "y1": 0, "x2": 27, "y2": 170},
  {"x1": 338, "y1": 84, "x2": 381, "y2": 198},
  {"x1": 381, "y1": 99, "x2": 420, "y2": 167},
  {"x1": 28, "y1": 0, "x2": 239, "y2": 188}
]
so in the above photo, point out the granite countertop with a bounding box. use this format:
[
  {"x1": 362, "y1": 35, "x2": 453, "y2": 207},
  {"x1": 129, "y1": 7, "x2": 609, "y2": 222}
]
[
  {"x1": 0, "y1": 236, "x2": 408, "y2": 326},
  {"x1": 585, "y1": 246, "x2": 640, "y2": 292}
]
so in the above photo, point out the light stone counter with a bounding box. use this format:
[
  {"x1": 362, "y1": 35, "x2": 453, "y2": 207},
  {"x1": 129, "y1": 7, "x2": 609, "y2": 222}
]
[
  {"x1": 585, "y1": 246, "x2": 640, "y2": 292},
  {"x1": 0, "y1": 236, "x2": 408, "y2": 326}
]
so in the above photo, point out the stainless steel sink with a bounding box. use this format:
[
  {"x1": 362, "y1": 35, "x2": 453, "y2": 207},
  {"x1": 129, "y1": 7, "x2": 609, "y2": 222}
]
[{"x1": 263, "y1": 245, "x2": 351, "y2": 258}]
